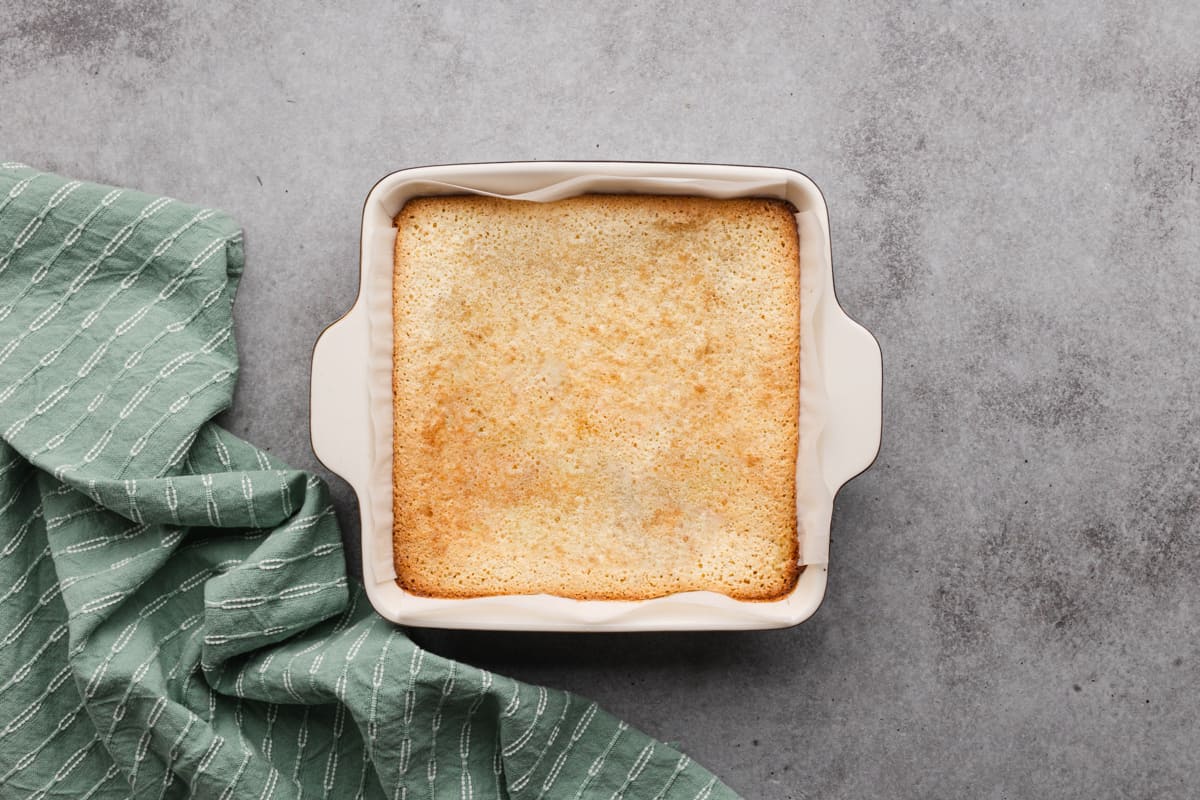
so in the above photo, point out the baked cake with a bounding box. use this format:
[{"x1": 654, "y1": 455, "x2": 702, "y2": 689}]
[{"x1": 391, "y1": 194, "x2": 800, "y2": 600}]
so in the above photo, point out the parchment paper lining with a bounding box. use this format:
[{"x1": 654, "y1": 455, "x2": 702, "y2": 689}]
[{"x1": 361, "y1": 174, "x2": 833, "y2": 595}]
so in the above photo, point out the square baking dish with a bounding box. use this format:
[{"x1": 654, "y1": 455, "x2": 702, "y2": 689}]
[{"x1": 311, "y1": 162, "x2": 881, "y2": 631}]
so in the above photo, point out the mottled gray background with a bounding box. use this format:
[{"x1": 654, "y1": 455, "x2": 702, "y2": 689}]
[{"x1": 3, "y1": 1, "x2": 1198, "y2": 797}]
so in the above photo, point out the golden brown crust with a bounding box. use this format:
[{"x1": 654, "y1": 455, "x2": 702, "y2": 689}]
[{"x1": 392, "y1": 194, "x2": 799, "y2": 600}]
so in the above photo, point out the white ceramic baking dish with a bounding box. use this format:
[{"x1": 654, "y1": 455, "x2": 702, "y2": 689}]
[{"x1": 311, "y1": 162, "x2": 881, "y2": 631}]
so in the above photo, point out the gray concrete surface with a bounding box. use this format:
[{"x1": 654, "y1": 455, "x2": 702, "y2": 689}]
[{"x1": 3, "y1": 1, "x2": 1199, "y2": 797}]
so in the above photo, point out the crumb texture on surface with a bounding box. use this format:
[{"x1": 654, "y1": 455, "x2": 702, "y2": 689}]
[{"x1": 392, "y1": 194, "x2": 799, "y2": 600}]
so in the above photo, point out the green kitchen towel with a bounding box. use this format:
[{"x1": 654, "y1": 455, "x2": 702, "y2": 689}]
[{"x1": 0, "y1": 163, "x2": 737, "y2": 800}]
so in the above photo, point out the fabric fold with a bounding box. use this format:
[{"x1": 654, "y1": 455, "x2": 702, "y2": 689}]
[{"x1": 0, "y1": 163, "x2": 737, "y2": 800}]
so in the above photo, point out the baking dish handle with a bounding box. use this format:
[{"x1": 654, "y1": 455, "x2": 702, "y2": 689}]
[
  {"x1": 310, "y1": 303, "x2": 372, "y2": 487},
  {"x1": 819, "y1": 312, "x2": 882, "y2": 494}
]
